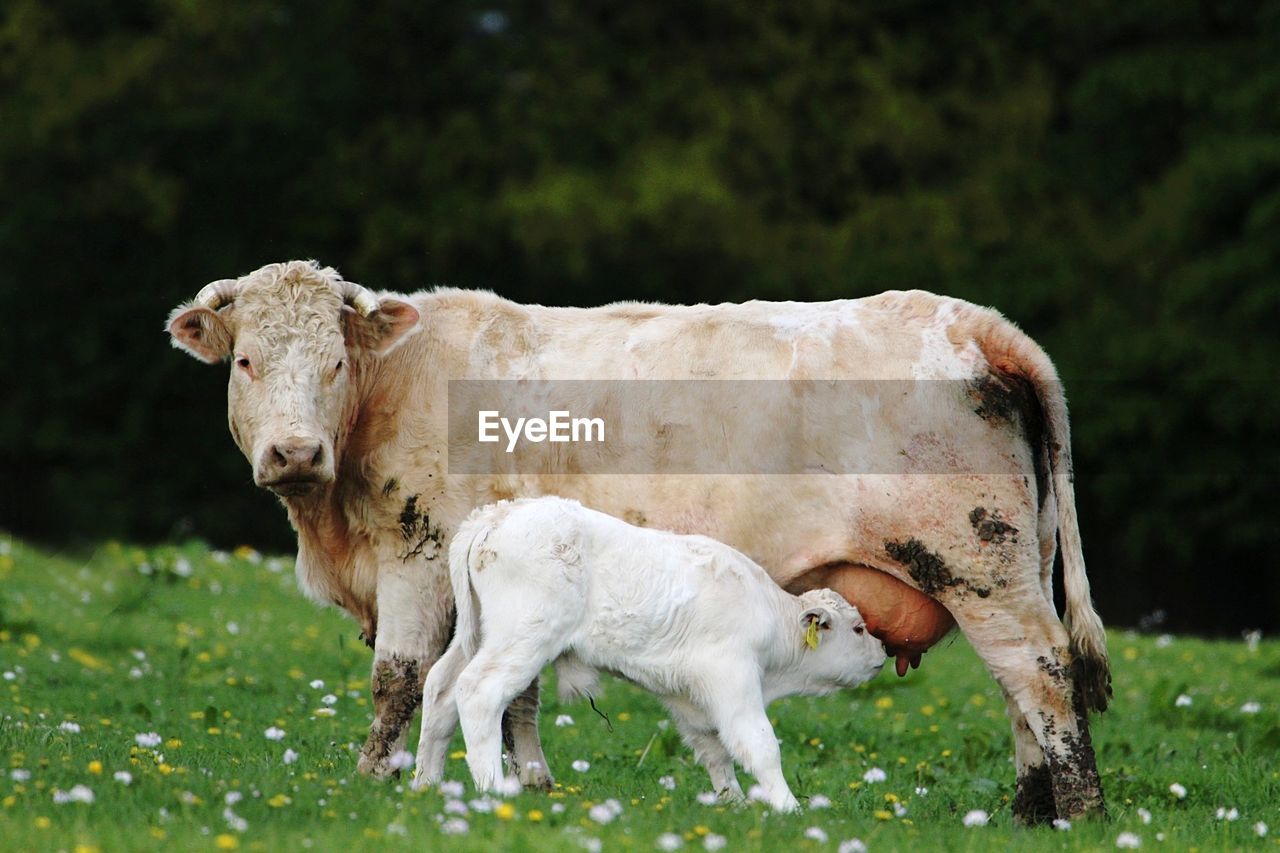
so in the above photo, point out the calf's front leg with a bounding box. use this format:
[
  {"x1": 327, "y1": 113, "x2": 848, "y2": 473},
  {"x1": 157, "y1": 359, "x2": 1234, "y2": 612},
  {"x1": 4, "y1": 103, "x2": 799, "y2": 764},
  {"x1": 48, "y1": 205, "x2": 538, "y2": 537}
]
[{"x1": 357, "y1": 564, "x2": 453, "y2": 779}]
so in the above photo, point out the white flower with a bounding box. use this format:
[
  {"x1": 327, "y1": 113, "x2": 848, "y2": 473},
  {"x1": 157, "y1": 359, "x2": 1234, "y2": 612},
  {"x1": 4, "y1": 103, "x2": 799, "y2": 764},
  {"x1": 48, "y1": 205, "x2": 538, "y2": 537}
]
[
  {"x1": 696, "y1": 791, "x2": 719, "y2": 806},
  {"x1": 1115, "y1": 831, "x2": 1141, "y2": 848},
  {"x1": 282, "y1": 749, "x2": 299, "y2": 765},
  {"x1": 809, "y1": 794, "x2": 832, "y2": 809},
  {"x1": 588, "y1": 803, "x2": 617, "y2": 824},
  {"x1": 225, "y1": 621, "x2": 239, "y2": 635},
  {"x1": 1169, "y1": 783, "x2": 1187, "y2": 799},
  {"x1": 914, "y1": 786, "x2": 928, "y2": 796},
  {"x1": 1240, "y1": 701, "x2": 1262, "y2": 714},
  {"x1": 658, "y1": 775, "x2": 677, "y2": 791},
  {"x1": 862, "y1": 767, "x2": 887, "y2": 783},
  {"x1": 314, "y1": 708, "x2": 337, "y2": 717},
  {"x1": 804, "y1": 827, "x2": 828, "y2": 843},
  {"x1": 962, "y1": 809, "x2": 989, "y2": 827},
  {"x1": 704, "y1": 834, "x2": 727, "y2": 851},
  {"x1": 1216, "y1": 807, "x2": 1239, "y2": 821},
  {"x1": 264, "y1": 727, "x2": 286, "y2": 741},
  {"x1": 387, "y1": 751, "x2": 415, "y2": 771},
  {"x1": 1244, "y1": 629, "x2": 1262, "y2": 652},
  {"x1": 225, "y1": 792, "x2": 243, "y2": 805},
  {"x1": 893, "y1": 801, "x2": 908, "y2": 817},
  {"x1": 2, "y1": 672, "x2": 14, "y2": 681},
  {"x1": 555, "y1": 715, "x2": 575, "y2": 727},
  {"x1": 58, "y1": 721, "x2": 82, "y2": 734},
  {"x1": 438, "y1": 780, "x2": 464, "y2": 798},
  {"x1": 657, "y1": 833, "x2": 684, "y2": 851},
  {"x1": 1255, "y1": 822, "x2": 1269, "y2": 838},
  {"x1": 1155, "y1": 634, "x2": 1173, "y2": 648},
  {"x1": 1174, "y1": 694, "x2": 1192, "y2": 707},
  {"x1": 494, "y1": 775, "x2": 522, "y2": 797},
  {"x1": 440, "y1": 817, "x2": 469, "y2": 835},
  {"x1": 53, "y1": 784, "x2": 95, "y2": 804},
  {"x1": 10, "y1": 769, "x2": 31, "y2": 782},
  {"x1": 129, "y1": 667, "x2": 144, "y2": 680},
  {"x1": 444, "y1": 799, "x2": 468, "y2": 815},
  {"x1": 1137, "y1": 807, "x2": 1151, "y2": 825},
  {"x1": 551, "y1": 803, "x2": 566, "y2": 814},
  {"x1": 135, "y1": 732, "x2": 162, "y2": 748},
  {"x1": 838, "y1": 841, "x2": 868, "y2": 853},
  {"x1": 1053, "y1": 818, "x2": 1072, "y2": 831},
  {"x1": 173, "y1": 557, "x2": 192, "y2": 577},
  {"x1": 571, "y1": 759, "x2": 591, "y2": 772},
  {"x1": 223, "y1": 807, "x2": 248, "y2": 832},
  {"x1": 114, "y1": 771, "x2": 133, "y2": 785},
  {"x1": 321, "y1": 694, "x2": 338, "y2": 706},
  {"x1": 386, "y1": 823, "x2": 407, "y2": 836},
  {"x1": 581, "y1": 840, "x2": 603, "y2": 853},
  {"x1": 468, "y1": 797, "x2": 494, "y2": 813},
  {"x1": 309, "y1": 679, "x2": 325, "y2": 689}
]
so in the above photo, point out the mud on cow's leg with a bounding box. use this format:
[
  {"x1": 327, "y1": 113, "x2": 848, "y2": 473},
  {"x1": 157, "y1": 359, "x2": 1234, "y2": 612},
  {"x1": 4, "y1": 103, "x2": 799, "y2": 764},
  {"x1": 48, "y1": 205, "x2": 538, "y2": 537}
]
[
  {"x1": 357, "y1": 563, "x2": 452, "y2": 780},
  {"x1": 502, "y1": 676, "x2": 554, "y2": 790},
  {"x1": 1002, "y1": 687, "x2": 1056, "y2": 824}
]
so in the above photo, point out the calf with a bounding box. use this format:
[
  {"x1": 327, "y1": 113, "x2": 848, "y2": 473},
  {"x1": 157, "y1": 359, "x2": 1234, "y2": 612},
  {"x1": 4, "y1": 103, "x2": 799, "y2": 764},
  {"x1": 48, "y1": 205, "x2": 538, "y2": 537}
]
[{"x1": 412, "y1": 497, "x2": 885, "y2": 811}]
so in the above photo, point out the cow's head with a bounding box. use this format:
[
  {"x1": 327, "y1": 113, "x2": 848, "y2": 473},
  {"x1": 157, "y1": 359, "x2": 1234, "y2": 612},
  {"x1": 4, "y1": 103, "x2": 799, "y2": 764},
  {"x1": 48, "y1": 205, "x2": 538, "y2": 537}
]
[{"x1": 167, "y1": 260, "x2": 419, "y2": 497}]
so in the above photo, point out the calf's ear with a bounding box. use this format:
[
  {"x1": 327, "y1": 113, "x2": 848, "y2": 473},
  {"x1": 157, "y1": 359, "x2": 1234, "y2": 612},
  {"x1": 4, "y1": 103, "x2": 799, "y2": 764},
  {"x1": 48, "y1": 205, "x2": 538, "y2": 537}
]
[
  {"x1": 801, "y1": 607, "x2": 834, "y2": 649},
  {"x1": 167, "y1": 305, "x2": 232, "y2": 364},
  {"x1": 343, "y1": 298, "x2": 420, "y2": 355}
]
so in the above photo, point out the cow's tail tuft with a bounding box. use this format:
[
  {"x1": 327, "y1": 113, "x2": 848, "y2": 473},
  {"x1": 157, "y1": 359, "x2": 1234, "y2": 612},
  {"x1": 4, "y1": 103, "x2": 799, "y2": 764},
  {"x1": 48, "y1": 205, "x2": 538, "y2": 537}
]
[{"x1": 447, "y1": 506, "x2": 496, "y2": 660}]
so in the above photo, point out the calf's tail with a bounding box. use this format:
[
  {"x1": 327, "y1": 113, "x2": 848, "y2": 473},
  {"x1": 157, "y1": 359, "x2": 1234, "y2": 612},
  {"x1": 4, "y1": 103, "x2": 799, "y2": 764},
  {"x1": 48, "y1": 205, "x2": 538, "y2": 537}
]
[{"x1": 447, "y1": 508, "x2": 495, "y2": 659}]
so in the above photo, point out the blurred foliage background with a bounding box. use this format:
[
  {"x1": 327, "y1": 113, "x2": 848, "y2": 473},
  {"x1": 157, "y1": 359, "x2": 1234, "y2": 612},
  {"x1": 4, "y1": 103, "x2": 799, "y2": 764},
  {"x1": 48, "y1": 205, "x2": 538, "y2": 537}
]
[{"x1": 1, "y1": 0, "x2": 1277, "y2": 632}]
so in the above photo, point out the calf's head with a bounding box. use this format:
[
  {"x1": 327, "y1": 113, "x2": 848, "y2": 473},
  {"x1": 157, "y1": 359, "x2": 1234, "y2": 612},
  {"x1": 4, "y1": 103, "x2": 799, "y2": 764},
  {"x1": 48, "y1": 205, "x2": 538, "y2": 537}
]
[
  {"x1": 797, "y1": 588, "x2": 886, "y2": 689},
  {"x1": 167, "y1": 260, "x2": 419, "y2": 497}
]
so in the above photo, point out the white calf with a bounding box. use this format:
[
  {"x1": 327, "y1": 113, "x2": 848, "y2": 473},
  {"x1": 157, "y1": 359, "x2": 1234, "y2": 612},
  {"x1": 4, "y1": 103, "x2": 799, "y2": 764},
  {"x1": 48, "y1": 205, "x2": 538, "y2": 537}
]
[{"x1": 412, "y1": 497, "x2": 885, "y2": 811}]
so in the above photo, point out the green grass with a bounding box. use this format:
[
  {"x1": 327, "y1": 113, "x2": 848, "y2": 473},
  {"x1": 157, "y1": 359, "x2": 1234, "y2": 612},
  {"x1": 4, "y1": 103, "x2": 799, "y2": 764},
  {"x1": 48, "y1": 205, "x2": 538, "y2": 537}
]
[{"x1": 0, "y1": 533, "x2": 1277, "y2": 852}]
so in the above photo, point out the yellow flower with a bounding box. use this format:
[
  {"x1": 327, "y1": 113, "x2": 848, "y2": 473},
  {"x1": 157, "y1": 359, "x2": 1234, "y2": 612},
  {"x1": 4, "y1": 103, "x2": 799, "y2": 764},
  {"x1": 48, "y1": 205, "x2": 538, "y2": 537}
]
[
  {"x1": 920, "y1": 705, "x2": 935, "y2": 716},
  {"x1": 166, "y1": 739, "x2": 182, "y2": 749},
  {"x1": 35, "y1": 816, "x2": 51, "y2": 829},
  {"x1": 617, "y1": 712, "x2": 631, "y2": 722},
  {"x1": 874, "y1": 810, "x2": 893, "y2": 821},
  {"x1": 693, "y1": 826, "x2": 710, "y2": 836},
  {"x1": 149, "y1": 828, "x2": 166, "y2": 840},
  {"x1": 87, "y1": 761, "x2": 103, "y2": 775},
  {"x1": 495, "y1": 803, "x2": 515, "y2": 821},
  {"x1": 941, "y1": 749, "x2": 952, "y2": 758},
  {"x1": 215, "y1": 834, "x2": 240, "y2": 849},
  {"x1": 267, "y1": 794, "x2": 291, "y2": 808},
  {"x1": 449, "y1": 750, "x2": 467, "y2": 760},
  {"x1": 874, "y1": 696, "x2": 893, "y2": 710},
  {"x1": 73, "y1": 844, "x2": 100, "y2": 853},
  {"x1": 3, "y1": 795, "x2": 16, "y2": 808},
  {"x1": 157, "y1": 763, "x2": 173, "y2": 775},
  {"x1": 527, "y1": 809, "x2": 544, "y2": 822},
  {"x1": 207, "y1": 727, "x2": 222, "y2": 735}
]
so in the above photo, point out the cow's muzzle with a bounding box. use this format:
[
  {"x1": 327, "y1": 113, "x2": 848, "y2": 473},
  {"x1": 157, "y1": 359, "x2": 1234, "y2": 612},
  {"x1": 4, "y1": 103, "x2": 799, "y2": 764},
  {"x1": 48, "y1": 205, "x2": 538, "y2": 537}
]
[{"x1": 256, "y1": 437, "x2": 332, "y2": 495}]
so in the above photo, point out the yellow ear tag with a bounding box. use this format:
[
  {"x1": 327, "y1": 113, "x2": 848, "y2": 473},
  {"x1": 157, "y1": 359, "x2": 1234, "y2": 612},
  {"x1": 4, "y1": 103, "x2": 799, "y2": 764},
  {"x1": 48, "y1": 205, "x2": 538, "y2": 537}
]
[{"x1": 804, "y1": 620, "x2": 820, "y2": 650}]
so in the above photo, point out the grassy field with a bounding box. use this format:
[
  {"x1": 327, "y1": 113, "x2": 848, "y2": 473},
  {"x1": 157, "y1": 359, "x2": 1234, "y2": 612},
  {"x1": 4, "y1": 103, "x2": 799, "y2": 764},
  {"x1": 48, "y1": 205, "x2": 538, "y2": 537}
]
[{"x1": 0, "y1": 533, "x2": 1276, "y2": 852}]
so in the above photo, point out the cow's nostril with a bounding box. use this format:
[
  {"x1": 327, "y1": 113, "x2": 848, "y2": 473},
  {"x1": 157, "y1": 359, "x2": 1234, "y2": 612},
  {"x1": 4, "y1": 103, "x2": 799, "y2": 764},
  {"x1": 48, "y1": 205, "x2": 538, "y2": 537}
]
[
  {"x1": 310, "y1": 446, "x2": 323, "y2": 468},
  {"x1": 272, "y1": 446, "x2": 289, "y2": 468}
]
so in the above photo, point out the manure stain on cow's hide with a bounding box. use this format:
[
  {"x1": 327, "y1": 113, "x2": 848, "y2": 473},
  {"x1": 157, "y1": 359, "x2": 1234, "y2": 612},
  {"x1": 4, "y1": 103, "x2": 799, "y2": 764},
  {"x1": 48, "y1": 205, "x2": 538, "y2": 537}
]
[
  {"x1": 969, "y1": 506, "x2": 1018, "y2": 545},
  {"x1": 381, "y1": 477, "x2": 399, "y2": 497},
  {"x1": 968, "y1": 369, "x2": 1050, "y2": 509},
  {"x1": 1012, "y1": 762, "x2": 1056, "y2": 825},
  {"x1": 363, "y1": 655, "x2": 422, "y2": 767},
  {"x1": 623, "y1": 509, "x2": 648, "y2": 528},
  {"x1": 399, "y1": 494, "x2": 443, "y2": 562},
  {"x1": 883, "y1": 538, "x2": 991, "y2": 599}
]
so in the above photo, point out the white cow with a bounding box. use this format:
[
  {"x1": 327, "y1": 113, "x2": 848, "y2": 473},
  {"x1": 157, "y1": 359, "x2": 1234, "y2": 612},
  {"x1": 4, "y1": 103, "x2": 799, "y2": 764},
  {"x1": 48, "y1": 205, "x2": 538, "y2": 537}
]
[
  {"x1": 411, "y1": 497, "x2": 886, "y2": 811},
  {"x1": 166, "y1": 260, "x2": 1110, "y2": 822}
]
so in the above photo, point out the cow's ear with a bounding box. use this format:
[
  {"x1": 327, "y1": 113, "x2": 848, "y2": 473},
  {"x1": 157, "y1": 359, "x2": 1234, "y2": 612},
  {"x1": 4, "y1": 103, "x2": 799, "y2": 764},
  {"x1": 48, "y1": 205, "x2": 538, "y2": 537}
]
[
  {"x1": 343, "y1": 298, "x2": 420, "y2": 355},
  {"x1": 167, "y1": 305, "x2": 232, "y2": 364},
  {"x1": 800, "y1": 606, "x2": 833, "y2": 649}
]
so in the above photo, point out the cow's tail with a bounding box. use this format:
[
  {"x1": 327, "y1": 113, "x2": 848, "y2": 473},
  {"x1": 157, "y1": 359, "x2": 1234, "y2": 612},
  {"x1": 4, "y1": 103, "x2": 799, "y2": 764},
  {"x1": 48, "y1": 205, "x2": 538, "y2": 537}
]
[
  {"x1": 976, "y1": 310, "x2": 1111, "y2": 714},
  {"x1": 448, "y1": 507, "x2": 496, "y2": 660}
]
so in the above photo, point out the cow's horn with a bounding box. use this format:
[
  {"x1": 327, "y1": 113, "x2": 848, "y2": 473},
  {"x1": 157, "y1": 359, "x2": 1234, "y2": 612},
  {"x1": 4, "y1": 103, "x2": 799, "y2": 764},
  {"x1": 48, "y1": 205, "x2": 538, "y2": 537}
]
[
  {"x1": 194, "y1": 279, "x2": 240, "y2": 310},
  {"x1": 339, "y1": 281, "x2": 380, "y2": 318}
]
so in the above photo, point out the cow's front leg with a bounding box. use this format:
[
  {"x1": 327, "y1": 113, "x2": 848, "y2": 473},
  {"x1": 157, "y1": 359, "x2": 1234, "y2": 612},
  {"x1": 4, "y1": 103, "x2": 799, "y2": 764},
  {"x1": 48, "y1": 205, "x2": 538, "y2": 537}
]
[
  {"x1": 357, "y1": 563, "x2": 452, "y2": 779},
  {"x1": 502, "y1": 676, "x2": 553, "y2": 790}
]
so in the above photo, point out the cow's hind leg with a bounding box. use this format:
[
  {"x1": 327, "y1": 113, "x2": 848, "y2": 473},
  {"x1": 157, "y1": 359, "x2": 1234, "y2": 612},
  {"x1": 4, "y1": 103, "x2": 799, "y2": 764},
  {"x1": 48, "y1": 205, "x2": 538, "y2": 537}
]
[
  {"x1": 1002, "y1": 686, "x2": 1056, "y2": 824},
  {"x1": 952, "y1": 593, "x2": 1104, "y2": 820}
]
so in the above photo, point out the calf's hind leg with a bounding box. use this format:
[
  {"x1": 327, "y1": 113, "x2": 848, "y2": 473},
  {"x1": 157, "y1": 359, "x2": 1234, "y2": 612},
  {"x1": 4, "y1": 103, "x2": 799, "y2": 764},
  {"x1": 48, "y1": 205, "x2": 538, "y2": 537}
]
[
  {"x1": 411, "y1": 642, "x2": 467, "y2": 790},
  {"x1": 455, "y1": 647, "x2": 551, "y2": 792}
]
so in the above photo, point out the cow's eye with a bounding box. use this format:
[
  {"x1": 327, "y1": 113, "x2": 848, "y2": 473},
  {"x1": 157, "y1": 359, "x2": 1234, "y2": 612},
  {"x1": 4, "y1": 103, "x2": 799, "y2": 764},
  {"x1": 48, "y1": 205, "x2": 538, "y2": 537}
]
[
  {"x1": 334, "y1": 359, "x2": 344, "y2": 373},
  {"x1": 853, "y1": 625, "x2": 865, "y2": 635},
  {"x1": 236, "y1": 357, "x2": 252, "y2": 371}
]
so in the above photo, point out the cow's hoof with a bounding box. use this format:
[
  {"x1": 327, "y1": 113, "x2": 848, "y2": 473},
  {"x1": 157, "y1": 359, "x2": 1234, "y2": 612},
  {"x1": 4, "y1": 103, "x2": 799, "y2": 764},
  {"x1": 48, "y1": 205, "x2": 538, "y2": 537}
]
[
  {"x1": 520, "y1": 766, "x2": 555, "y2": 792},
  {"x1": 356, "y1": 752, "x2": 400, "y2": 781}
]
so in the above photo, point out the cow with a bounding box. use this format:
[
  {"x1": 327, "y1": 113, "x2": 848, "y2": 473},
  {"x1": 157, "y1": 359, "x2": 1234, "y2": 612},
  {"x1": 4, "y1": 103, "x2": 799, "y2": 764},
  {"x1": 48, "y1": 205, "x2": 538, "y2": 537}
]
[
  {"x1": 166, "y1": 259, "x2": 1110, "y2": 822},
  {"x1": 411, "y1": 497, "x2": 886, "y2": 811}
]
